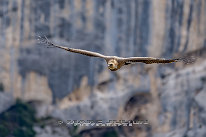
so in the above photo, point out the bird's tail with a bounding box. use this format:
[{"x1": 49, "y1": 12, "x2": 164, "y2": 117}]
[
  {"x1": 173, "y1": 55, "x2": 196, "y2": 64},
  {"x1": 36, "y1": 35, "x2": 56, "y2": 48}
]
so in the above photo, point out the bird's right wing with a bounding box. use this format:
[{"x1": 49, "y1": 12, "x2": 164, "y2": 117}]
[{"x1": 37, "y1": 36, "x2": 106, "y2": 58}]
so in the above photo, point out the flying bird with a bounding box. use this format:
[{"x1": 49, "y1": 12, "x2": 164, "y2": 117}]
[{"x1": 37, "y1": 36, "x2": 195, "y2": 71}]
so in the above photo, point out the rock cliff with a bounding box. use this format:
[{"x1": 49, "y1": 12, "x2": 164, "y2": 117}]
[{"x1": 0, "y1": 0, "x2": 205, "y2": 137}]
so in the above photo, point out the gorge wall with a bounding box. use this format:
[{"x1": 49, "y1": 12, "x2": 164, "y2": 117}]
[{"x1": 0, "y1": 0, "x2": 205, "y2": 137}]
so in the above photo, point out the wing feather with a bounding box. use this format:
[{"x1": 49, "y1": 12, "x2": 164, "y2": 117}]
[
  {"x1": 66, "y1": 48, "x2": 106, "y2": 58},
  {"x1": 123, "y1": 57, "x2": 178, "y2": 64},
  {"x1": 37, "y1": 36, "x2": 106, "y2": 58}
]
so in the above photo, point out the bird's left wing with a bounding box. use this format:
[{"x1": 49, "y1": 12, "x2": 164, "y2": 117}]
[
  {"x1": 37, "y1": 36, "x2": 106, "y2": 58},
  {"x1": 122, "y1": 57, "x2": 194, "y2": 64}
]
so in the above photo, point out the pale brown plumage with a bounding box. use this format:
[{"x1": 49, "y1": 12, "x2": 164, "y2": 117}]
[{"x1": 37, "y1": 36, "x2": 195, "y2": 71}]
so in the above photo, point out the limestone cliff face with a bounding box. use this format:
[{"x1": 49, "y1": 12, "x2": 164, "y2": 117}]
[{"x1": 0, "y1": 0, "x2": 206, "y2": 137}]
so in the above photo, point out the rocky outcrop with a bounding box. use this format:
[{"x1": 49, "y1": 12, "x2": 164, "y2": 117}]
[
  {"x1": 0, "y1": 92, "x2": 14, "y2": 113},
  {"x1": 34, "y1": 125, "x2": 71, "y2": 137},
  {"x1": 156, "y1": 60, "x2": 206, "y2": 137}
]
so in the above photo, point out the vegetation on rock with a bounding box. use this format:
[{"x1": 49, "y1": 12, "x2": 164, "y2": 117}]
[{"x1": 0, "y1": 99, "x2": 36, "y2": 137}]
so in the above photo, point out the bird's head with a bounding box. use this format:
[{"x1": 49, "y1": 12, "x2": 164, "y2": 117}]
[{"x1": 108, "y1": 59, "x2": 118, "y2": 71}]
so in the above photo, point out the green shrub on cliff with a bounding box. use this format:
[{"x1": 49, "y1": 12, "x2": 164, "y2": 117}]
[{"x1": 0, "y1": 99, "x2": 36, "y2": 137}]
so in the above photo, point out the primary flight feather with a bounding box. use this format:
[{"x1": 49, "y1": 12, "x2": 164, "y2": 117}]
[{"x1": 37, "y1": 36, "x2": 195, "y2": 71}]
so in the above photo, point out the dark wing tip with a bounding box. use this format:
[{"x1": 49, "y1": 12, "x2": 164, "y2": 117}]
[
  {"x1": 175, "y1": 55, "x2": 197, "y2": 64},
  {"x1": 36, "y1": 35, "x2": 55, "y2": 48}
]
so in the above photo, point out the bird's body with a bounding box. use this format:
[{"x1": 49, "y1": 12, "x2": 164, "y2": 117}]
[
  {"x1": 38, "y1": 36, "x2": 195, "y2": 71},
  {"x1": 106, "y1": 57, "x2": 124, "y2": 71}
]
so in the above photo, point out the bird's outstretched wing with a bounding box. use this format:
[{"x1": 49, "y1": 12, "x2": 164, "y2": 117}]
[
  {"x1": 122, "y1": 56, "x2": 196, "y2": 64},
  {"x1": 37, "y1": 36, "x2": 106, "y2": 58}
]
